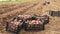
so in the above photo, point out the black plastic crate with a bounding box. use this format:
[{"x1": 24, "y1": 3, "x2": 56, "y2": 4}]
[
  {"x1": 57, "y1": 11, "x2": 60, "y2": 17},
  {"x1": 40, "y1": 15, "x2": 49, "y2": 24},
  {"x1": 24, "y1": 17, "x2": 45, "y2": 31},
  {"x1": 6, "y1": 16, "x2": 23, "y2": 34},
  {"x1": 49, "y1": 10, "x2": 60, "y2": 17},
  {"x1": 49, "y1": 11, "x2": 54, "y2": 16},
  {"x1": 49, "y1": 10, "x2": 58, "y2": 17}
]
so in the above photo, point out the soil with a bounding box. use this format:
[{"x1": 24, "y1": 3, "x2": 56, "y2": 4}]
[{"x1": 0, "y1": 0, "x2": 60, "y2": 34}]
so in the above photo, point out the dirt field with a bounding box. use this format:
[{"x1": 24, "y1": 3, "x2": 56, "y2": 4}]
[{"x1": 0, "y1": 0, "x2": 60, "y2": 34}]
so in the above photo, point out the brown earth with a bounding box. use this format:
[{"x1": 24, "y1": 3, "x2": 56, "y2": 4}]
[{"x1": 0, "y1": 0, "x2": 60, "y2": 34}]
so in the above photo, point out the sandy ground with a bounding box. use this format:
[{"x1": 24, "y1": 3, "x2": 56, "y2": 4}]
[{"x1": 0, "y1": 0, "x2": 60, "y2": 34}]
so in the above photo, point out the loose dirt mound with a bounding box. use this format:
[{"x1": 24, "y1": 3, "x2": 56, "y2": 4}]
[{"x1": 0, "y1": 0, "x2": 60, "y2": 34}]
